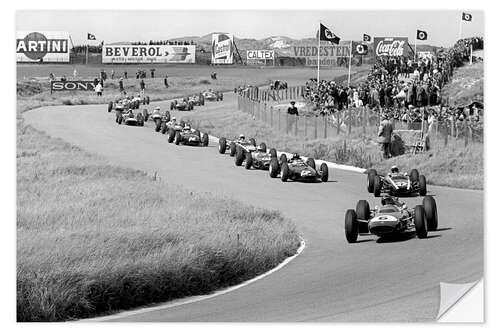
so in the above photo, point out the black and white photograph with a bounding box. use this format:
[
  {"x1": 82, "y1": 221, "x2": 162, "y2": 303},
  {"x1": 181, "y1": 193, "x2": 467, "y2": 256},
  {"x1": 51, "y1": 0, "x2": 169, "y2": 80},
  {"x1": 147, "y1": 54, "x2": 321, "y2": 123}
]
[{"x1": 6, "y1": 0, "x2": 495, "y2": 328}]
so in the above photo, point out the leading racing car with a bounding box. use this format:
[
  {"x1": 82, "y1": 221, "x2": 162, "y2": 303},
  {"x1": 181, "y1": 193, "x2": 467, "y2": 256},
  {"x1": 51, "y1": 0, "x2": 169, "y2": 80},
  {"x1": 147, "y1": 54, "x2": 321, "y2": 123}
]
[
  {"x1": 367, "y1": 166, "x2": 427, "y2": 197},
  {"x1": 116, "y1": 109, "x2": 145, "y2": 126},
  {"x1": 170, "y1": 98, "x2": 194, "y2": 111},
  {"x1": 202, "y1": 89, "x2": 223, "y2": 101},
  {"x1": 269, "y1": 153, "x2": 329, "y2": 183},
  {"x1": 344, "y1": 195, "x2": 438, "y2": 243},
  {"x1": 169, "y1": 125, "x2": 209, "y2": 146}
]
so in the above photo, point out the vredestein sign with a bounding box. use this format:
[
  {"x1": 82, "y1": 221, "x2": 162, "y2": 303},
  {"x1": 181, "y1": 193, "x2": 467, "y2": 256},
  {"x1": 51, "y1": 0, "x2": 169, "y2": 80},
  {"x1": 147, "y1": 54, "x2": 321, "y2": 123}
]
[{"x1": 291, "y1": 44, "x2": 351, "y2": 66}]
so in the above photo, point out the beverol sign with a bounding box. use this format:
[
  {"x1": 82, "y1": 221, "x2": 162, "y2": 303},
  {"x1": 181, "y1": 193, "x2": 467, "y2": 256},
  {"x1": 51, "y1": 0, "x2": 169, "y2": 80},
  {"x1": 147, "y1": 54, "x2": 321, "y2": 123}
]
[
  {"x1": 212, "y1": 33, "x2": 234, "y2": 64},
  {"x1": 50, "y1": 81, "x2": 96, "y2": 93},
  {"x1": 373, "y1": 37, "x2": 408, "y2": 57},
  {"x1": 246, "y1": 50, "x2": 274, "y2": 60},
  {"x1": 102, "y1": 45, "x2": 195, "y2": 63},
  {"x1": 16, "y1": 31, "x2": 70, "y2": 63}
]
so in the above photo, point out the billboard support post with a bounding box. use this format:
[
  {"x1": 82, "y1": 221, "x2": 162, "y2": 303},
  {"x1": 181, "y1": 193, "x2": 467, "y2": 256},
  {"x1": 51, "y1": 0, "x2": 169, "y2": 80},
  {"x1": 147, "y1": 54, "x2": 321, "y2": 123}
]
[{"x1": 347, "y1": 40, "x2": 352, "y2": 88}]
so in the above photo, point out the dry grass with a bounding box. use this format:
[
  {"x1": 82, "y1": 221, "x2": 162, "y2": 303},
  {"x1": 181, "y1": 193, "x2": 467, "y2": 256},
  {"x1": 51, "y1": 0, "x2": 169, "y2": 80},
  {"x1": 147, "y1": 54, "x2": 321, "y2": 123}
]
[{"x1": 17, "y1": 98, "x2": 299, "y2": 321}]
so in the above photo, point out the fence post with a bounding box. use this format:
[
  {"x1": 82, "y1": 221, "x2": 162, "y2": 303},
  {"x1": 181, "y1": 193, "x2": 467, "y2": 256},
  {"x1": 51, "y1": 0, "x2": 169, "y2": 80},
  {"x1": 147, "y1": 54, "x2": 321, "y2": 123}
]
[
  {"x1": 337, "y1": 112, "x2": 341, "y2": 135},
  {"x1": 294, "y1": 116, "x2": 298, "y2": 136},
  {"x1": 464, "y1": 118, "x2": 469, "y2": 147},
  {"x1": 270, "y1": 106, "x2": 273, "y2": 127},
  {"x1": 324, "y1": 116, "x2": 328, "y2": 138},
  {"x1": 278, "y1": 110, "x2": 281, "y2": 132},
  {"x1": 362, "y1": 108, "x2": 366, "y2": 135},
  {"x1": 314, "y1": 116, "x2": 318, "y2": 139},
  {"x1": 444, "y1": 121, "x2": 448, "y2": 146},
  {"x1": 348, "y1": 108, "x2": 352, "y2": 136},
  {"x1": 304, "y1": 116, "x2": 307, "y2": 138}
]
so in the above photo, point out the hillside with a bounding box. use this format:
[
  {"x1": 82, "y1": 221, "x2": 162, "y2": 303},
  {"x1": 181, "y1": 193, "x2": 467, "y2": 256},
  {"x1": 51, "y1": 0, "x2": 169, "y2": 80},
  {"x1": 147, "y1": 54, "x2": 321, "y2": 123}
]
[{"x1": 442, "y1": 62, "x2": 483, "y2": 106}]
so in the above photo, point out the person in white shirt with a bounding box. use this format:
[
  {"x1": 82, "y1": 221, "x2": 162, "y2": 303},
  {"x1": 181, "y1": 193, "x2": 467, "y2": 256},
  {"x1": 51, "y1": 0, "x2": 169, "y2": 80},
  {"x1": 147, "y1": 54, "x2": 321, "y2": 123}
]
[{"x1": 95, "y1": 82, "x2": 103, "y2": 96}]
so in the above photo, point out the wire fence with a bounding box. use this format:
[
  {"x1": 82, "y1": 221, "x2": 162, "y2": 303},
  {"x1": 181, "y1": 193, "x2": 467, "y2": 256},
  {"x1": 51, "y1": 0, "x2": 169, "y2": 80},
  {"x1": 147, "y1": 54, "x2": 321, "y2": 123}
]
[{"x1": 237, "y1": 91, "x2": 483, "y2": 151}]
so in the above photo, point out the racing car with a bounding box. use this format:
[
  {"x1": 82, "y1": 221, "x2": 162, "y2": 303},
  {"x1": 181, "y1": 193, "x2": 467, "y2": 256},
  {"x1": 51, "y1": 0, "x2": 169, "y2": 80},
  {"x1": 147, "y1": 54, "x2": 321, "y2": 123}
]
[
  {"x1": 164, "y1": 118, "x2": 186, "y2": 139},
  {"x1": 367, "y1": 166, "x2": 427, "y2": 197},
  {"x1": 149, "y1": 107, "x2": 171, "y2": 132},
  {"x1": 116, "y1": 109, "x2": 145, "y2": 127},
  {"x1": 188, "y1": 93, "x2": 205, "y2": 106},
  {"x1": 170, "y1": 98, "x2": 194, "y2": 111},
  {"x1": 218, "y1": 135, "x2": 257, "y2": 157},
  {"x1": 269, "y1": 153, "x2": 329, "y2": 183},
  {"x1": 344, "y1": 195, "x2": 438, "y2": 243},
  {"x1": 235, "y1": 143, "x2": 278, "y2": 170},
  {"x1": 202, "y1": 89, "x2": 223, "y2": 101},
  {"x1": 169, "y1": 125, "x2": 209, "y2": 146},
  {"x1": 108, "y1": 95, "x2": 150, "y2": 112}
]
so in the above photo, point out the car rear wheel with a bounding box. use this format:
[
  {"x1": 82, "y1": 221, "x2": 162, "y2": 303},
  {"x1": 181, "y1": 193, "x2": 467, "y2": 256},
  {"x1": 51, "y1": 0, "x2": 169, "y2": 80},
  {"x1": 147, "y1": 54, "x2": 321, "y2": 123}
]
[
  {"x1": 235, "y1": 148, "x2": 244, "y2": 166},
  {"x1": 202, "y1": 133, "x2": 209, "y2": 147},
  {"x1": 143, "y1": 109, "x2": 149, "y2": 122},
  {"x1": 155, "y1": 119, "x2": 161, "y2": 132},
  {"x1": 174, "y1": 132, "x2": 181, "y2": 145},
  {"x1": 165, "y1": 111, "x2": 171, "y2": 122},
  {"x1": 167, "y1": 128, "x2": 176, "y2": 143},
  {"x1": 269, "y1": 148, "x2": 277, "y2": 158},
  {"x1": 356, "y1": 200, "x2": 370, "y2": 233},
  {"x1": 306, "y1": 157, "x2": 316, "y2": 170},
  {"x1": 414, "y1": 205, "x2": 428, "y2": 239},
  {"x1": 320, "y1": 163, "x2": 329, "y2": 182},
  {"x1": 249, "y1": 138, "x2": 256, "y2": 147},
  {"x1": 229, "y1": 142, "x2": 237, "y2": 156},
  {"x1": 345, "y1": 209, "x2": 359, "y2": 243},
  {"x1": 218, "y1": 137, "x2": 227, "y2": 154},
  {"x1": 279, "y1": 153, "x2": 288, "y2": 165},
  {"x1": 170, "y1": 102, "x2": 175, "y2": 110},
  {"x1": 281, "y1": 162, "x2": 289, "y2": 182},
  {"x1": 108, "y1": 102, "x2": 113, "y2": 112},
  {"x1": 146, "y1": 96, "x2": 150, "y2": 105},
  {"x1": 373, "y1": 176, "x2": 382, "y2": 197},
  {"x1": 410, "y1": 169, "x2": 419, "y2": 183},
  {"x1": 423, "y1": 196, "x2": 438, "y2": 231},
  {"x1": 419, "y1": 175, "x2": 427, "y2": 196},
  {"x1": 367, "y1": 169, "x2": 377, "y2": 193},
  {"x1": 160, "y1": 122, "x2": 167, "y2": 134},
  {"x1": 245, "y1": 152, "x2": 252, "y2": 169},
  {"x1": 269, "y1": 158, "x2": 280, "y2": 178}
]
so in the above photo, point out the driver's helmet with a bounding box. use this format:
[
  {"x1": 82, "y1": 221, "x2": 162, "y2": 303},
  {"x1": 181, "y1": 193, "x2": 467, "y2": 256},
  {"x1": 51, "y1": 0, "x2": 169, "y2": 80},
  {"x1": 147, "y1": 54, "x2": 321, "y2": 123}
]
[
  {"x1": 292, "y1": 153, "x2": 301, "y2": 160},
  {"x1": 171, "y1": 117, "x2": 176, "y2": 122},
  {"x1": 154, "y1": 106, "x2": 160, "y2": 111},
  {"x1": 257, "y1": 145, "x2": 266, "y2": 152},
  {"x1": 390, "y1": 165, "x2": 399, "y2": 173},
  {"x1": 128, "y1": 109, "x2": 133, "y2": 113},
  {"x1": 184, "y1": 125, "x2": 191, "y2": 131},
  {"x1": 381, "y1": 196, "x2": 396, "y2": 206},
  {"x1": 239, "y1": 134, "x2": 245, "y2": 140}
]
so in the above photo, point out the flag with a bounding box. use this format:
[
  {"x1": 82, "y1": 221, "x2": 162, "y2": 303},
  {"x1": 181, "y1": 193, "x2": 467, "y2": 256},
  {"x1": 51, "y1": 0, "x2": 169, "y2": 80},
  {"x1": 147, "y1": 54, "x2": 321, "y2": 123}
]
[
  {"x1": 416, "y1": 30, "x2": 428, "y2": 41},
  {"x1": 352, "y1": 42, "x2": 368, "y2": 55},
  {"x1": 462, "y1": 12, "x2": 472, "y2": 21},
  {"x1": 319, "y1": 23, "x2": 340, "y2": 44},
  {"x1": 87, "y1": 33, "x2": 96, "y2": 40},
  {"x1": 363, "y1": 34, "x2": 371, "y2": 42}
]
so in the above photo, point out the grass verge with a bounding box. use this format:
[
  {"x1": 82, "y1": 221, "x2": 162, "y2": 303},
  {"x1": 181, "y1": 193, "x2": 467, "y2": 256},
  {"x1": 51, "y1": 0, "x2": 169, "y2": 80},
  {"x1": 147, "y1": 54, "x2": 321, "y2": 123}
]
[{"x1": 17, "y1": 100, "x2": 300, "y2": 321}]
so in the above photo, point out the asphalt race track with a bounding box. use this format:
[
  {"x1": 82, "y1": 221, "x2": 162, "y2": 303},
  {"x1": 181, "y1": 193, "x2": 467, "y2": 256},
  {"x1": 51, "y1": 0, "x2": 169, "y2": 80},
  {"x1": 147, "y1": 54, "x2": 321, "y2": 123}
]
[{"x1": 24, "y1": 92, "x2": 483, "y2": 322}]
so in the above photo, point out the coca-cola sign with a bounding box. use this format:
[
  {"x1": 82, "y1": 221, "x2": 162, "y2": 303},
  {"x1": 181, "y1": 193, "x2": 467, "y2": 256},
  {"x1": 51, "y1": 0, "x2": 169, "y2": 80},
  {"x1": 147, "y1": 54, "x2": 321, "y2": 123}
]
[{"x1": 373, "y1": 37, "x2": 408, "y2": 57}]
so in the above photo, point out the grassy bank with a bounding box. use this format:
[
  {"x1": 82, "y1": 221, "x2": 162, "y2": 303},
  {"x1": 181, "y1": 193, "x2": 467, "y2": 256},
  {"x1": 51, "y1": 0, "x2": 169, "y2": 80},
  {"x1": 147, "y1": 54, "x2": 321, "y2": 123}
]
[
  {"x1": 183, "y1": 105, "x2": 483, "y2": 189},
  {"x1": 17, "y1": 100, "x2": 300, "y2": 321}
]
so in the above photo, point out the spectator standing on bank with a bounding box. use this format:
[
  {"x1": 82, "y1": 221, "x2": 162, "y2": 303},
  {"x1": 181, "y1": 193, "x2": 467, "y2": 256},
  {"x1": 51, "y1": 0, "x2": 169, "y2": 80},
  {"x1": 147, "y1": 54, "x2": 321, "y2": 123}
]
[
  {"x1": 287, "y1": 101, "x2": 299, "y2": 132},
  {"x1": 124, "y1": 71, "x2": 128, "y2": 79},
  {"x1": 140, "y1": 79, "x2": 145, "y2": 95},
  {"x1": 164, "y1": 74, "x2": 169, "y2": 88},
  {"x1": 95, "y1": 82, "x2": 103, "y2": 96},
  {"x1": 378, "y1": 114, "x2": 393, "y2": 159},
  {"x1": 73, "y1": 68, "x2": 77, "y2": 79},
  {"x1": 150, "y1": 68, "x2": 155, "y2": 79},
  {"x1": 118, "y1": 78, "x2": 124, "y2": 94},
  {"x1": 111, "y1": 69, "x2": 115, "y2": 80}
]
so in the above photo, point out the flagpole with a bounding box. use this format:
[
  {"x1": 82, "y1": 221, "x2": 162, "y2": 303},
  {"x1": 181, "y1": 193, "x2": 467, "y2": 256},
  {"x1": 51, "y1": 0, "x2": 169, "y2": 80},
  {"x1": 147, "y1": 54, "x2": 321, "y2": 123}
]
[
  {"x1": 459, "y1": 16, "x2": 463, "y2": 40},
  {"x1": 470, "y1": 43, "x2": 473, "y2": 65},
  {"x1": 414, "y1": 35, "x2": 417, "y2": 62},
  {"x1": 85, "y1": 44, "x2": 89, "y2": 65},
  {"x1": 317, "y1": 22, "x2": 320, "y2": 87},
  {"x1": 347, "y1": 40, "x2": 352, "y2": 87}
]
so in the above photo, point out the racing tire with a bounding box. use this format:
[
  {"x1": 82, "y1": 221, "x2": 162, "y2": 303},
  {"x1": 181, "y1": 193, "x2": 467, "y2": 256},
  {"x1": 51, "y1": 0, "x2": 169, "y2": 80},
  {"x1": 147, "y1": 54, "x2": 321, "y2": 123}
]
[
  {"x1": 345, "y1": 209, "x2": 359, "y2": 243},
  {"x1": 202, "y1": 133, "x2": 209, "y2": 147},
  {"x1": 108, "y1": 102, "x2": 113, "y2": 112},
  {"x1": 269, "y1": 148, "x2": 277, "y2": 158},
  {"x1": 259, "y1": 142, "x2": 267, "y2": 153},
  {"x1": 367, "y1": 169, "x2": 377, "y2": 193},
  {"x1": 279, "y1": 153, "x2": 288, "y2": 165},
  {"x1": 219, "y1": 137, "x2": 227, "y2": 154},
  {"x1": 170, "y1": 102, "x2": 175, "y2": 110},
  {"x1": 174, "y1": 132, "x2": 181, "y2": 145},
  {"x1": 220, "y1": 93, "x2": 223, "y2": 101},
  {"x1": 160, "y1": 122, "x2": 167, "y2": 134},
  {"x1": 146, "y1": 96, "x2": 150, "y2": 105},
  {"x1": 410, "y1": 169, "x2": 419, "y2": 183},
  {"x1": 229, "y1": 142, "x2": 237, "y2": 157},
  {"x1": 281, "y1": 162, "x2": 289, "y2": 182},
  {"x1": 143, "y1": 109, "x2": 148, "y2": 122},
  {"x1": 167, "y1": 128, "x2": 176, "y2": 143},
  {"x1": 414, "y1": 205, "x2": 428, "y2": 239},
  {"x1": 200, "y1": 95, "x2": 205, "y2": 106},
  {"x1": 356, "y1": 200, "x2": 370, "y2": 233},
  {"x1": 188, "y1": 102, "x2": 194, "y2": 111},
  {"x1": 235, "y1": 148, "x2": 244, "y2": 166},
  {"x1": 249, "y1": 138, "x2": 256, "y2": 147},
  {"x1": 423, "y1": 196, "x2": 438, "y2": 231},
  {"x1": 165, "y1": 111, "x2": 171, "y2": 122},
  {"x1": 194, "y1": 130, "x2": 201, "y2": 137},
  {"x1": 320, "y1": 163, "x2": 329, "y2": 182},
  {"x1": 269, "y1": 158, "x2": 280, "y2": 178},
  {"x1": 306, "y1": 157, "x2": 316, "y2": 170},
  {"x1": 373, "y1": 176, "x2": 382, "y2": 197},
  {"x1": 117, "y1": 115, "x2": 123, "y2": 125},
  {"x1": 419, "y1": 175, "x2": 427, "y2": 196},
  {"x1": 245, "y1": 152, "x2": 252, "y2": 169},
  {"x1": 155, "y1": 119, "x2": 161, "y2": 132}
]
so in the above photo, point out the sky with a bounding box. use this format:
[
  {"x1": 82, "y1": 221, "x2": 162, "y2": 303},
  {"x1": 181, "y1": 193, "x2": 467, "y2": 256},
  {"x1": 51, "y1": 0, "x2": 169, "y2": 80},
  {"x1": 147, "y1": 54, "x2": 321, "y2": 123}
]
[{"x1": 16, "y1": 10, "x2": 484, "y2": 47}]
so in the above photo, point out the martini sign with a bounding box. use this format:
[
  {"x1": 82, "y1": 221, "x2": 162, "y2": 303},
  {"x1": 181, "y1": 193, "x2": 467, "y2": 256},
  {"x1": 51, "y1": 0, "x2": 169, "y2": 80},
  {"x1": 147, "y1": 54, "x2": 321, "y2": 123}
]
[{"x1": 16, "y1": 31, "x2": 70, "y2": 63}]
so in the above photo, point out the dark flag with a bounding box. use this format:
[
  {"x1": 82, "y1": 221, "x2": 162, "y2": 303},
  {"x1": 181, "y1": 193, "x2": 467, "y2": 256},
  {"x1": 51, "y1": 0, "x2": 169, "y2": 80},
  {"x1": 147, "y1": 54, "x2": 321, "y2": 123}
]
[
  {"x1": 352, "y1": 42, "x2": 368, "y2": 55},
  {"x1": 416, "y1": 30, "x2": 428, "y2": 41},
  {"x1": 87, "y1": 33, "x2": 96, "y2": 40},
  {"x1": 462, "y1": 12, "x2": 472, "y2": 21},
  {"x1": 363, "y1": 34, "x2": 371, "y2": 42},
  {"x1": 319, "y1": 23, "x2": 340, "y2": 44}
]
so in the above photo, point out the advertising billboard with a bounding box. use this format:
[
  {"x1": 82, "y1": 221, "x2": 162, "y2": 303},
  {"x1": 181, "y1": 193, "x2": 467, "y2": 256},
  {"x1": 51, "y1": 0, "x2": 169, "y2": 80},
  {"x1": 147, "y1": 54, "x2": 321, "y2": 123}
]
[
  {"x1": 50, "y1": 80, "x2": 96, "y2": 93},
  {"x1": 373, "y1": 37, "x2": 408, "y2": 57},
  {"x1": 211, "y1": 33, "x2": 234, "y2": 64},
  {"x1": 246, "y1": 50, "x2": 275, "y2": 60},
  {"x1": 16, "y1": 31, "x2": 70, "y2": 63},
  {"x1": 102, "y1": 45, "x2": 196, "y2": 63},
  {"x1": 291, "y1": 43, "x2": 351, "y2": 67}
]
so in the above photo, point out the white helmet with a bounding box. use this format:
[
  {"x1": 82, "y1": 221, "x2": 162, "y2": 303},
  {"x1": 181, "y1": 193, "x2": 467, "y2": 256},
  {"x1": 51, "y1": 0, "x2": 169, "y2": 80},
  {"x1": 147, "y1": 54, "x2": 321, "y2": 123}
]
[
  {"x1": 390, "y1": 165, "x2": 399, "y2": 173},
  {"x1": 184, "y1": 125, "x2": 191, "y2": 130},
  {"x1": 155, "y1": 106, "x2": 160, "y2": 111},
  {"x1": 239, "y1": 134, "x2": 245, "y2": 140},
  {"x1": 171, "y1": 117, "x2": 176, "y2": 121}
]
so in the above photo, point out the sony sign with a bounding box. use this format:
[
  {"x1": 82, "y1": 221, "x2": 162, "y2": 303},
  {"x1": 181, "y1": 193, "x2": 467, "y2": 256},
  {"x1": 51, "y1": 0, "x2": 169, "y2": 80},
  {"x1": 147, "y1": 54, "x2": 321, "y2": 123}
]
[{"x1": 50, "y1": 81, "x2": 96, "y2": 93}]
